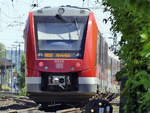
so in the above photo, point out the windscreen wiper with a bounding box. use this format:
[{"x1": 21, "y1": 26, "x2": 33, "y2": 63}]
[{"x1": 74, "y1": 18, "x2": 80, "y2": 38}]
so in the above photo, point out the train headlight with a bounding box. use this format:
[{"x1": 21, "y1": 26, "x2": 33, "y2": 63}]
[
  {"x1": 38, "y1": 62, "x2": 44, "y2": 67},
  {"x1": 58, "y1": 8, "x2": 65, "y2": 15}
]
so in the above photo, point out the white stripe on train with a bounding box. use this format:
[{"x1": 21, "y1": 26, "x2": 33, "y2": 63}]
[
  {"x1": 26, "y1": 77, "x2": 41, "y2": 84},
  {"x1": 25, "y1": 77, "x2": 119, "y2": 93},
  {"x1": 25, "y1": 77, "x2": 117, "y2": 86},
  {"x1": 26, "y1": 77, "x2": 100, "y2": 84},
  {"x1": 79, "y1": 77, "x2": 99, "y2": 84}
]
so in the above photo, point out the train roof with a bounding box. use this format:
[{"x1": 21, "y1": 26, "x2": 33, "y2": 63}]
[{"x1": 32, "y1": 5, "x2": 90, "y2": 16}]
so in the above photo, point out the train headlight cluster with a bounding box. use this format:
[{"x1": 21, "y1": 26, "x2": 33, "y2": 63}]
[{"x1": 38, "y1": 62, "x2": 44, "y2": 67}]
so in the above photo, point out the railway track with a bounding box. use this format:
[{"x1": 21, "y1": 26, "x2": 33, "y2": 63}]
[
  {"x1": 5, "y1": 107, "x2": 81, "y2": 113},
  {"x1": 6, "y1": 107, "x2": 40, "y2": 113},
  {"x1": 0, "y1": 91, "x2": 18, "y2": 98},
  {"x1": 56, "y1": 108, "x2": 81, "y2": 113},
  {"x1": 0, "y1": 91, "x2": 39, "y2": 113},
  {"x1": 0, "y1": 92, "x2": 81, "y2": 113},
  {"x1": 0, "y1": 91, "x2": 119, "y2": 113}
]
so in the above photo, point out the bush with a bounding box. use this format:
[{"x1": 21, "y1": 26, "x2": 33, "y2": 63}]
[{"x1": 19, "y1": 87, "x2": 26, "y2": 96}]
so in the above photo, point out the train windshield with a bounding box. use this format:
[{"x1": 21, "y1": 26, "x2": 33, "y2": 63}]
[
  {"x1": 34, "y1": 16, "x2": 88, "y2": 59},
  {"x1": 37, "y1": 23, "x2": 84, "y2": 51}
]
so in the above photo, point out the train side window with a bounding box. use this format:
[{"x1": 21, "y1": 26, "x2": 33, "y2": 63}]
[
  {"x1": 99, "y1": 33, "x2": 101, "y2": 65},
  {"x1": 100, "y1": 37, "x2": 103, "y2": 68},
  {"x1": 102, "y1": 39, "x2": 105, "y2": 72},
  {"x1": 105, "y1": 42, "x2": 108, "y2": 69},
  {"x1": 98, "y1": 33, "x2": 101, "y2": 64},
  {"x1": 96, "y1": 33, "x2": 100, "y2": 65}
]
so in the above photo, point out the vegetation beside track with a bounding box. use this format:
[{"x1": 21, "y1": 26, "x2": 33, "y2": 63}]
[
  {"x1": 101, "y1": 0, "x2": 150, "y2": 113},
  {"x1": 17, "y1": 54, "x2": 26, "y2": 96}
]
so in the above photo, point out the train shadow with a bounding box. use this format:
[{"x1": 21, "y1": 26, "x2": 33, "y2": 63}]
[{"x1": 39, "y1": 104, "x2": 74, "y2": 112}]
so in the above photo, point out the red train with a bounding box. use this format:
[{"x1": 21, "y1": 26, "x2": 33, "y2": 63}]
[{"x1": 24, "y1": 6, "x2": 120, "y2": 106}]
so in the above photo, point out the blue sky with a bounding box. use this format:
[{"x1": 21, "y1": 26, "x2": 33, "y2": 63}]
[{"x1": 0, "y1": 0, "x2": 114, "y2": 50}]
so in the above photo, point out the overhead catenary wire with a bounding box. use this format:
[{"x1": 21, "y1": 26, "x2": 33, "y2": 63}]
[
  {"x1": 0, "y1": 0, "x2": 29, "y2": 32},
  {"x1": 0, "y1": 1, "x2": 11, "y2": 8},
  {"x1": 0, "y1": 0, "x2": 104, "y2": 33}
]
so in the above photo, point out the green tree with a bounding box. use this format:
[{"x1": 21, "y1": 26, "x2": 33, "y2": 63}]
[
  {"x1": 101, "y1": 0, "x2": 150, "y2": 112},
  {"x1": 17, "y1": 53, "x2": 26, "y2": 95},
  {"x1": 0, "y1": 43, "x2": 5, "y2": 58},
  {"x1": 20, "y1": 53, "x2": 25, "y2": 76},
  {"x1": 106, "y1": 0, "x2": 150, "y2": 15}
]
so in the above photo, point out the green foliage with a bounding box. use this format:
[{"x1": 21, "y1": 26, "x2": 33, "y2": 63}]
[
  {"x1": 102, "y1": 0, "x2": 150, "y2": 15},
  {"x1": 20, "y1": 54, "x2": 25, "y2": 75},
  {"x1": 19, "y1": 87, "x2": 26, "y2": 96},
  {"x1": 102, "y1": 0, "x2": 150, "y2": 112},
  {"x1": 0, "y1": 43, "x2": 5, "y2": 58},
  {"x1": 17, "y1": 53, "x2": 26, "y2": 96},
  {"x1": 17, "y1": 74, "x2": 25, "y2": 90}
]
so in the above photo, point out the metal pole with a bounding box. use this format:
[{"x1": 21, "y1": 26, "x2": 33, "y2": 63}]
[
  {"x1": 14, "y1": 41, "x2": 24, "y2": 75},
  {"x1": 14, "y1": 46, "x2": 17, "y2": 93},
  {"x1": 11, "y1": 48, "x2": 13, "y2": 92},
  {"x1": 4, "y1": 49, "x2": 7, "y2": 86},
  {"x1": 18, "y1": 43, "x2": 21, "y2": 75},
  {"x1": 0, "y1": 64, "x2": 2, "y2": 90},
  {"x1": 14, "y1": 47, "x2": 17, "y2": 72},
  {"x1": 11, "y1": 45, "x2": 18, "y2": 93}
]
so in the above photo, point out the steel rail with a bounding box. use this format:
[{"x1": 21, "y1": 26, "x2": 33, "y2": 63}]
[{"x1": 56, "y1": 108, "x2": 81, "y2": 113}]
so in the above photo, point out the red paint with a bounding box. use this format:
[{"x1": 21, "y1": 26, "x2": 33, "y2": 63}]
[
  {"x1": 25, "y1": 12, "x2": 98, "y2": 77},
  {"x1": 80, "y1": 12, "x2": 98, "y2": 77},
  {"x1": 25, "y1": 12, "x2": 39, "y2": 77}
]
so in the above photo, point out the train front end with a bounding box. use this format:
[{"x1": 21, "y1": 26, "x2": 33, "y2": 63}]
[{"x1": 25, "y1": 6, "x2": 98, "y2": 104}]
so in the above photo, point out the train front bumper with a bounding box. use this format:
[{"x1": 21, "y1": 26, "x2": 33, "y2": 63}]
[{"x1": 27, "y1": 91, "x2": 96, "y2": 104}]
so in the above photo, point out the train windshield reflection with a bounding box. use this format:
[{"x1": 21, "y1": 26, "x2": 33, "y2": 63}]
[{"x1": 37, "y1": 23, "x2": 85, "y2": 51}]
